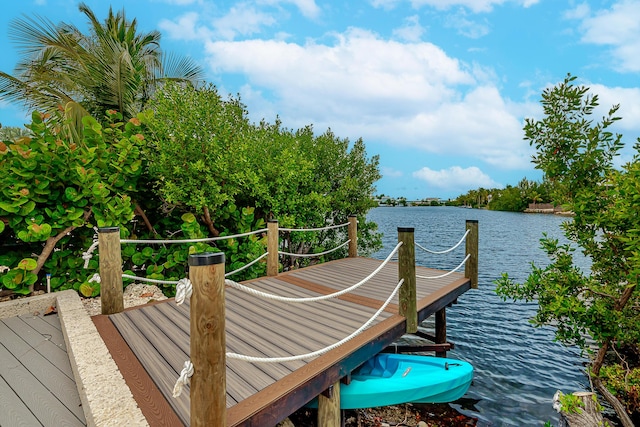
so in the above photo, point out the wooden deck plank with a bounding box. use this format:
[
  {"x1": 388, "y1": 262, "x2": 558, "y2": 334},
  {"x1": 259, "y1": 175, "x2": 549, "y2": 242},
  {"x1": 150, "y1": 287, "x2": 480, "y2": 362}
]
[
  {"x1": 1, "y1": 316, "x2": 73, "y2": 379},
  {"x1": 101, "y1": 256, "x2": 472, "y2": 427},
  {"x1": 0, "y1": 321, "x2": 84, "y2": 421},
  {"x1": 0, "y1": 374, "x2": 42, "y2": 427},
  {"x1": 41, "y1": 309, "x2": 63, "y2": 330},
  {"x1": 18, "y1": 313, "x2": 67, "y2": 349},
  {"x1": 92, "y1": 315, "x2": 183, "y2": 427},
  {"x1": 109, "y1": 312, "x2": 191, "y2": 426},
  {"x1": 0, "y1": 337, "x2": 85, "y2": 426}
]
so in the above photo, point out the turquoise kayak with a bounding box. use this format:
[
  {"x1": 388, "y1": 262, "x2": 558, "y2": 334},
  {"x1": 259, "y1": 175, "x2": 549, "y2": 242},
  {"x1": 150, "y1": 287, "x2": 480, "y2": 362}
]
[{"x1": 307, "y1": 353, "x2": 473, "y2": 409}]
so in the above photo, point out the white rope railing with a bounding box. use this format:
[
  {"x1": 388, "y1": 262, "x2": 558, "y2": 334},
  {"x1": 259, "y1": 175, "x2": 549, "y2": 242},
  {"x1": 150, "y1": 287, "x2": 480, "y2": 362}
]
[
  {"x1": 416, "y1": 254, "x2": 470, "y2": 279},
  {"x1": 120, "y1": 228, "x2": 268, "y2": 245},
  {"x1": 172, "y1": 276, "x2": 403, "y2": 395},
  {"x1": 279, "y1": 222, "x2": 349, "y2": 232},
  {"x1": 226, "y1": 278, "x2": 404, "y2": 363},
  {"x1": 415, "y1": 229, "x2": 470, "y2": 255},
  {"x1": 122, "y1": 273, "x2": 179, "y2": 285},
  {"x1": 225, "y1": 252, "x2": 269, "y2": 277},
  {"x1": 225, "y1": 242, "x2": 403, "y2": 303},
  {"x1": 121, "y1": 250, "x2": 268, "y2": 286},
  {"x1": 278, "y1": 239, "x2": 350, "y2": 258},
  {"x1": 82, "y1": 240, "x2": 99, "y2": 268}
]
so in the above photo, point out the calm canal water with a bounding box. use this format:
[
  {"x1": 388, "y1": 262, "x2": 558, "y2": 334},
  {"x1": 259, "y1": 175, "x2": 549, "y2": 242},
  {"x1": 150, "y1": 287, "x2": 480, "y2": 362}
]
[{"x1": 367, "y1": 206, "x2": 589, "y2": 426}]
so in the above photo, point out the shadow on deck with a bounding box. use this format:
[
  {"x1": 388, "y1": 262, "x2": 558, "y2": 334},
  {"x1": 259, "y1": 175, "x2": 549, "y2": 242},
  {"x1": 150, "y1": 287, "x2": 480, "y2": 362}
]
[{"x1": 93, "y1": 256, "x2": 471, "y2": 426}]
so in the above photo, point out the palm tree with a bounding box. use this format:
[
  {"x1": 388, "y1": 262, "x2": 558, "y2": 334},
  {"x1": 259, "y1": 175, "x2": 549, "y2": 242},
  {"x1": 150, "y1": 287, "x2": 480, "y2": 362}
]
[{"x1": 0, "y1": 3, "x2": 204, "y2": 125}]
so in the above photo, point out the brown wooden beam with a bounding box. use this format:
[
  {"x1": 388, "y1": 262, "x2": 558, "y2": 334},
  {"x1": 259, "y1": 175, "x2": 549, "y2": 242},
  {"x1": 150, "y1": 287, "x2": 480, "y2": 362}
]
[{"x1": 92, "y1": 315, "x2": 183, "y2": 427}]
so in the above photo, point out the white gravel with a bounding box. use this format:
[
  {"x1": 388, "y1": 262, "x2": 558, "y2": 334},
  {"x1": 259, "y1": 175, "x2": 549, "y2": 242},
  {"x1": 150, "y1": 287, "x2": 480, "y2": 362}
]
[{"x1": 81, "y1": 283, "x2": 168, "y2": 316}]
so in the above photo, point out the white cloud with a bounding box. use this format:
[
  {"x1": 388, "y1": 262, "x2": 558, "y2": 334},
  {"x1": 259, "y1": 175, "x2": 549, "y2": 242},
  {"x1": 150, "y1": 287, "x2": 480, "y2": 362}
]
[
  {"x1": 412, "y1": 165, "x2": 501, "y2": 190},
  {"x1": 444, "y1": 11, "x2": 490, "y2": 38},
  {"x1": 574, "y1": 0, "x2": 640, "y2": 72},
  {"x1": 159, "y1": 12, "x2": 211, "y2": 41},
  {"x1": 407, "y1": 0, "x2": 540, "y2": 13},
  {"x1": 214, "y1": 3, "x2": 277, "y2": 40},
  {"x1": 160, "y1": 4, "x2": 279, "y2": 41},
  {"x1": 392, "y1": 15, "x2": 425, "y2": 42},
  {"x1": 259, "y1": 0, "x2": 321, "y2": 19},
  {"x1": 203, "y1": 28, "x2": 533, "y2": 168},
  {"x1": 589, "y1": 83, "x2": 640, "y2": 134}
]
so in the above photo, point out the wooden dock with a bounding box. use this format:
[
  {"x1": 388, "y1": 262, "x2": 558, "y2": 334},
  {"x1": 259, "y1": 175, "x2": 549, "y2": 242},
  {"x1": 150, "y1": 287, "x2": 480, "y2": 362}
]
[
  {"x1": 0, "y1": 312, "x2": 86, "y2": 426},
  {"x1": 93, "y1": 256, "x2": 471, "y2": 426}
]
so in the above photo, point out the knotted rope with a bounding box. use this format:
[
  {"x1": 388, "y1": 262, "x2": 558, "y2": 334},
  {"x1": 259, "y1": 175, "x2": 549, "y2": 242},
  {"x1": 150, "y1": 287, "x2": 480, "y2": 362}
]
[{"x1": 172, "y1": 361, "x2": 194, "y2": 398}]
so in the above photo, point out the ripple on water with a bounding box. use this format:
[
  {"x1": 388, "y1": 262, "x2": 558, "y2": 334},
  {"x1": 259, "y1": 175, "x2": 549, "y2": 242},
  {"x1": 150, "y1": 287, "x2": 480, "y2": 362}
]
[{"x1": 367, "y1": 207, "x2": 590, "y2": 426}]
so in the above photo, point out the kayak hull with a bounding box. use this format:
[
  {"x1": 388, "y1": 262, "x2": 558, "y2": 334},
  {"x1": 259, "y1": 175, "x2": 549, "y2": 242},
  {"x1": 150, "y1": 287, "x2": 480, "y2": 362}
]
[{"x1": 307, "y1": 353, "x2": 473, "y2": 409}]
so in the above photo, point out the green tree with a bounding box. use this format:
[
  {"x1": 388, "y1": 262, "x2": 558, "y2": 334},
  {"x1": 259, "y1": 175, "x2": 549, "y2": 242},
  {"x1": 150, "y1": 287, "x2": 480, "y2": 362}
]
[
  {"x1": 0, "y1": 3, "x2": 203, "y2": 127},
  {"x1": 0, "y1": 125, "x2": 30, "y2": 141},
  {"x1": 145, "y1": 82, "x2": 381, "y2": 270},
  {"x1": 495, "y1": 74, "x2": 639, "y2": 425},
  {"x1": 0, "y1": 110, "x2": 149, "y2": 295}
]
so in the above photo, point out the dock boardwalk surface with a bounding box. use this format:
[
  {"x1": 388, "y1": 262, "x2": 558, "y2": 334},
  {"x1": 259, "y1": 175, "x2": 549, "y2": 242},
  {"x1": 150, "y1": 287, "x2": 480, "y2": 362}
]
[
  {"x1": 95, "y1": 256, "x2": 470, "y2": 426},
  {"x1": 0, "y1": 312, "x2": 86, "y2": 427}
]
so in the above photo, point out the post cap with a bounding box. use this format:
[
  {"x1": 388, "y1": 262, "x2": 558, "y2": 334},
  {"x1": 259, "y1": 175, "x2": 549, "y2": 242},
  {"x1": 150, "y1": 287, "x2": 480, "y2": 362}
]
[
  {"x1": 397, "y1": 227, "x2": 414, "y2": 233},
  {"x1": 268, "y1": 219, "x2": 278, "y2": 223},
  {"x1": 98, "y1": 226, "x2": 120, "y2": 233},
  {"x1": 466, "y1": 220, "x2": 479, "y2": 224},
  {"x1": 188, "y1": 252, "x2": 225, "y2": 266}
]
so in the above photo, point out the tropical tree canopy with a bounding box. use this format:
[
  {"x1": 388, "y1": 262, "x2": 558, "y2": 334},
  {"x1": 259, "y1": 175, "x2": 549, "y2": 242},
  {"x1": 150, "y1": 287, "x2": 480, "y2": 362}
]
[
  {"x1": 496, "y1": 74, "x2": 639, "y2": 425},
  {"x1": 0, "y1": 2, "x2": 204, "y2": 125}
]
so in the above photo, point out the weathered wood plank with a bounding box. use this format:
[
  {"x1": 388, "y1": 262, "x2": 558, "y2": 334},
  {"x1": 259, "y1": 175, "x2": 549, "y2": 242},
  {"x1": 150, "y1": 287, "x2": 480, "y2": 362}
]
[
  {"x1": 41, "y1": 309, "x2": 63, "y2": 330},
  {"x1": 1, "y1": 316, "x2": 73, "y2": 378},
  {"x1": 0, "y1": 321, "x2": 84, "y2": 421},
  {"x1": 0, "y1": 340, "x2": 85, "y2": 426},
  {"x1": 0, "y1": 375, "x2": 41, "y2": 427},
  {"x1": 19, "y1": 313, "x2": 66, "y2": 349},
  {"x1": 102, "y1": 256, "x2": 472, "y2": 427},
  {"x1": 109, "y1": 313, "x2": 190, "y2": 426},
  {"x1": 92, "y1": 315, "x2": 183, "y2": 427}
]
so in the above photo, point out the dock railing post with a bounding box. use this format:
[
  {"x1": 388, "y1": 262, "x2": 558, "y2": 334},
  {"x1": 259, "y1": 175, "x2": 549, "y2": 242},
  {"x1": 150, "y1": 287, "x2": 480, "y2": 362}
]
[
  {"x1": 267, "y1": 219, "x2": 279, "y2": 276},
  {"x1": 98, "y1": 226, "x2": 124, "y2": 315},
  {"x1": 189, "y1": 252, "x2": 226, "y2": 427},
  {"x1": 465, "y1": 220, "x2": 479, "y2": 289},
  {"x1": 348, "y1": 215, "x2": 358, "y2": 258},
  {"x1": 398, "y1": 227, "x2": 417, "y2": 334}
]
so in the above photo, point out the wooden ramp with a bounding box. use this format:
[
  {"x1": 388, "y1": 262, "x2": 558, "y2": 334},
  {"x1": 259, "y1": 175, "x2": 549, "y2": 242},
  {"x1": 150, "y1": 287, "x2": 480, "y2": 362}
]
[
  {"x1": 94, "y1": 257, "x2": 470, "y2": 426},
  {"x1": 0, "y1": 312, "x2": 86, "y2": 426}
]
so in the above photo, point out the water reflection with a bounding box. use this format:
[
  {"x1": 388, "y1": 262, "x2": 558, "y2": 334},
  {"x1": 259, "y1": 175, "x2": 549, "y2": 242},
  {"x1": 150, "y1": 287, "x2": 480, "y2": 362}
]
[{"x1": 367, "y1": 206, "x2": 590, "y2": 426}]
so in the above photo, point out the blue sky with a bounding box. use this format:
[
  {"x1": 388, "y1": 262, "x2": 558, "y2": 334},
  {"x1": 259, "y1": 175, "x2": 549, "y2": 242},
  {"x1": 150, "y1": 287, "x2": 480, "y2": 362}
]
[{"x1": 2, "y1": 1, "x2": 640, "y2": 200}]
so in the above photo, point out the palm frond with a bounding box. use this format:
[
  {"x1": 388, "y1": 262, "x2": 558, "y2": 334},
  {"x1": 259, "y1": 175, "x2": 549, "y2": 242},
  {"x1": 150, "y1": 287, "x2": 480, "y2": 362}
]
[{"x1": 160, "y1": 52, "x2": 205, "y2": 83}]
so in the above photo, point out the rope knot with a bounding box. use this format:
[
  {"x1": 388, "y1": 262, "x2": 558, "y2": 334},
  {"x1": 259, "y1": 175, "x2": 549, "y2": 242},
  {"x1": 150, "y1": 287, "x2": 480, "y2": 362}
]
[
  {"x1": 172, "y1": 360, "x2": 194, "y2": 398},
  {"x1": 82, "y1": 240, "x2": 100, "y2": 269},
  {"x1": 175, "y1": 278, "x2": 193, "y2": 305}
]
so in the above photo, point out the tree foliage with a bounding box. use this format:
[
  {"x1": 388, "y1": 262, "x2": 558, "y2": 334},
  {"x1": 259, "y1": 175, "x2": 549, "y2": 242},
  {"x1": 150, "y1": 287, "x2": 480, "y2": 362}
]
[
  {"x1": 0, "y1": 2, "x2": 203, "y2": 128},
  {"x1": 0, "y1": 110, "x2": 148, "y2": 295},
  {"x1": 145, "y1": 83, "x2": 382, "y2": 271},
  {"x1": 495, "y1": 74, "x2": 640, "y2": 424},
  {"x1": 1, "y1": 82, "x2": 382, "y2": 296}
]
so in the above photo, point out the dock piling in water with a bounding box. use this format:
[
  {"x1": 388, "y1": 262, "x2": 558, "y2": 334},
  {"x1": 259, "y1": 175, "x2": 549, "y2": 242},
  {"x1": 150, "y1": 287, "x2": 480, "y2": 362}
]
[{"x1": 465, "y1": 220, "x2": 479, "y2": 289}]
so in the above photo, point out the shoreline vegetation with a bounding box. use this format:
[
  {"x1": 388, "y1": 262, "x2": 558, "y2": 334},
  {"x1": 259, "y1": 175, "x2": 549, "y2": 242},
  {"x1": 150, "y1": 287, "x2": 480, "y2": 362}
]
[{"x1": 373, "y1": 198, "x2": 574, "y2": 216}]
